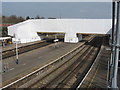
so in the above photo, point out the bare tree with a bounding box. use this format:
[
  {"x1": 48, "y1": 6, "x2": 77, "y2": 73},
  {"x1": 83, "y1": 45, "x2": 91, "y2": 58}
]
[
  {"x1": 40, "y1": 17, "x2": 45, "y2": 19},
  {"x1": 26, "y1": 16, "x2": 30, "y2": 20},
  {"x1": 35, "y1": 15, "x2": 40, "y2": 19}
]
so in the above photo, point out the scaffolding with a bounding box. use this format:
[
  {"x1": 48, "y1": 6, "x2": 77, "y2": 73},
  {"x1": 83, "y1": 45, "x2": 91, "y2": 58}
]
[{"x1": 108, "y1": 0, "x2": 120, "y2": 89}]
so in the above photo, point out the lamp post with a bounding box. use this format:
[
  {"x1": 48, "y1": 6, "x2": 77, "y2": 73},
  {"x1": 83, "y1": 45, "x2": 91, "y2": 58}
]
[
  {"x1": 54, "y1": 34, "x2": 59, "y2": 48},
  {"x1": 14, "y1": 34, "x2": 20, "y2": 64},
  {"x1": 15, "y1": 40, "x2": 19, "y2": 64}
]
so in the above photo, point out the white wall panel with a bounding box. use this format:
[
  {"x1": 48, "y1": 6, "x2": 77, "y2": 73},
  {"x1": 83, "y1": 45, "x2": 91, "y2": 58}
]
[{"x1": 8, "y1": 19, "x2": 112, "y2": 43}]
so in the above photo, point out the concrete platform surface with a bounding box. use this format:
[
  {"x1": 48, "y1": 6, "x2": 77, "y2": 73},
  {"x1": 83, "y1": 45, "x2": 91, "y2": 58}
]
[
  {"x1": 80, "y1": 44, "x2": 111, "y2": 88},
  {"x1": 2, "y1": 42, "x2": 83, "y2": 86}
]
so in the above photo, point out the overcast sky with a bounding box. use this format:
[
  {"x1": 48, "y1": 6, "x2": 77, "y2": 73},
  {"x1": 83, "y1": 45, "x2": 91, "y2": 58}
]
[{"x1": 2, "y1": 2, "x2": 112, "y2": 19}]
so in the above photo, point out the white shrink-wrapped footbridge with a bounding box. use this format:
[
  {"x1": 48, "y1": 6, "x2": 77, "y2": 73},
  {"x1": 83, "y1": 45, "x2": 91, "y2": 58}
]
[{"x1": 8, "y1": 19, "x2": 112, "y2": 43}]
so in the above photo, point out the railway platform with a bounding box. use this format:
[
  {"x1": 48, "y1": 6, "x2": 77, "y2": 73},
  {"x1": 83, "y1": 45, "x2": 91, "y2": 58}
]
[
  {"x1": 2, "y1": 39, "x2": 55, "y2": 59},
  {"x1": 79, "y1": 40, "x2": 120, "y2": 88},
  {"x1": 2, "y1": 40, "x2": 44, "y2": 52},
  {"x1": 2, "y1": 41, "x2": 84, "y2": 87}
]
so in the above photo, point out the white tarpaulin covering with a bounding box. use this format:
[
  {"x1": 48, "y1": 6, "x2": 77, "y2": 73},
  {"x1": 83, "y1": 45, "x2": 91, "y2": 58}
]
[{"x1": 8, "y1": 19, "x2": 112, "y2": 43}]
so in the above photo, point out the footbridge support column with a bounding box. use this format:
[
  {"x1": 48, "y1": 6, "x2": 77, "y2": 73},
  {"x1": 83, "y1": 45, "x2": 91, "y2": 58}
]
[{"x1": 64, "y1": 32, "x2": 81, "y2": 43}]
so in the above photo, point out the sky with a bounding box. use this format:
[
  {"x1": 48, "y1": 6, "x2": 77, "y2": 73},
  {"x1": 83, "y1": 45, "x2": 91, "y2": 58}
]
[{"x1": 2, "y1": 2, "x2": 112, "y2": 19}]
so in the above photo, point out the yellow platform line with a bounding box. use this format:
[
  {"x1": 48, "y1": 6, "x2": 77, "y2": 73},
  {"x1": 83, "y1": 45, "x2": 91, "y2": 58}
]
[{"x1": 87, "y1": 64, "x2": 100, "y2": 88}]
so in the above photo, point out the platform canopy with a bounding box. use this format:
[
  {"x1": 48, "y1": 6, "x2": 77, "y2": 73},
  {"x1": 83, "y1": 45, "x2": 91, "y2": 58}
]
[{"x1": 8, "y1": 19, "x2": 112, "y2": 43}]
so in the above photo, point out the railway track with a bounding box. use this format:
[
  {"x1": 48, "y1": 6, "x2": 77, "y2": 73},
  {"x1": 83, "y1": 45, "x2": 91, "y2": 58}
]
[
  {"x1": 28, "y1": 36, "x2": 102, "y2": 88},
  {"x1": 2, "y1": 38, "x2": 61, "y2": 59},
  {"x1": 1, "y1": 35, "x2": 100, "y2": 89}
]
